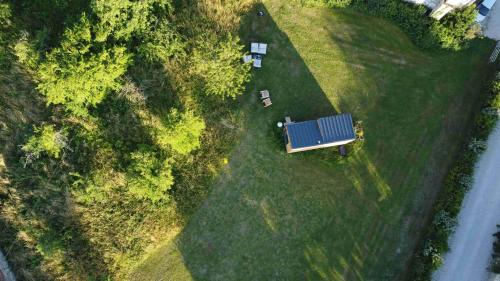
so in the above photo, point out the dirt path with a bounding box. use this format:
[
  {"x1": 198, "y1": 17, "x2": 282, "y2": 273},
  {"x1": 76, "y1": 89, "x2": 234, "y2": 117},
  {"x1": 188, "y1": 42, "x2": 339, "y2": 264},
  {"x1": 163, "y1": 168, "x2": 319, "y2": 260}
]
[
  {"x1": 484, "y1": 0, "x2": 500, "y2": 41},
  {"x1": 0, "y1": 251, "x2": 15, "y2": 281},
  {"x1": 433, "y1": 124, "x2": 500, "y2": 281}
]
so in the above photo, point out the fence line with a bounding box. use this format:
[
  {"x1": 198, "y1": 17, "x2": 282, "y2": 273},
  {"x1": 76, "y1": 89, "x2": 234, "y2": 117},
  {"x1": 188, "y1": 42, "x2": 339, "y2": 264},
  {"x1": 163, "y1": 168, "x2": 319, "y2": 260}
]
[{"x1": 489, "y1": 41, "x2": 500, "y2": 63}]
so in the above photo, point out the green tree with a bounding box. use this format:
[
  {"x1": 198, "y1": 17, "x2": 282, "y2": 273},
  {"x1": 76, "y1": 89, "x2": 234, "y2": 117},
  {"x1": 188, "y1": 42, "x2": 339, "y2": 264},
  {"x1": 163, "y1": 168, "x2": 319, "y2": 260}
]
[
  {"x1": 22, "y1": 124, "x2": 67, "y2": 159},
  {"x1": 127, "y1": 147, "x2": 174, "y2": 202},
  {"x1": 138, "y1": 21, "x2": 185, "y2": 63},
  {"x1": 14, "y1": 31, "x2": 40, "y2": 71},
  {"x1": 92, "y1": 0, "x2": 173, "y2": 42},
  {"x1": 154, "y1": 109, "x2": 206, "y2": 155},
  {"x1": 191, "y1": 34, "x2": 251, "y2": 99},
  {"x1": 431, "y1": 5, "x2": 478, "y2": 50},
  {"x1": 37, "y1": 15, "x2": 131, "y2": 116}
]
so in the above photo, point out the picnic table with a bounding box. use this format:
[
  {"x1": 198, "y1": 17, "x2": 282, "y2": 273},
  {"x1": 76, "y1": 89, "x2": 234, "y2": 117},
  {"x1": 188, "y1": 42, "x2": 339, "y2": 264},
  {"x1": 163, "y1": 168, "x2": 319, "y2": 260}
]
[
  {"x1": 262, "y1": 98, "x2": 272, "y2": 107},
  {"x1": 259, "y1": 89, "x2": 272, "y2": 107},
  {"x1": 251, "y1": 43, "x2": 267, "y2": 55}
]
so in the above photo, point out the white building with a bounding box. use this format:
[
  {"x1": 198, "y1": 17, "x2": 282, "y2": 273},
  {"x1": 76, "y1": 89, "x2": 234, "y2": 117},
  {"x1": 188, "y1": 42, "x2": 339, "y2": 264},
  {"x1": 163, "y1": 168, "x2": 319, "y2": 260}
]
[{"x1": 405, "y1": 0, "x2": 476, "y2": 19}]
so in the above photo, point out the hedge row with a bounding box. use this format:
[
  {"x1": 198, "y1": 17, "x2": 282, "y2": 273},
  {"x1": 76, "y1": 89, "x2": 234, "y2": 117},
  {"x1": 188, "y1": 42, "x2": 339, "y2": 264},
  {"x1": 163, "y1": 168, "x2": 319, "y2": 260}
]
[
  {"x1": 302, "y1": 0, "x2": 478, "y2": 50},
  {"x1": 408, "y1": 71, "x2": 500, "y2": 280}
]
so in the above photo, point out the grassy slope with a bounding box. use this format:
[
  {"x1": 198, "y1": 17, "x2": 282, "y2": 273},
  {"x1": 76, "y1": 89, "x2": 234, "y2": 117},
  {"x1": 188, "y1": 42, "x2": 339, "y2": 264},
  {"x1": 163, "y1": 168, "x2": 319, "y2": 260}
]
[
  {"x1": 129, "y1": 1, "x2": 494, "y2": 280},
  {"x1": 0, "y1": 55, "x2": 50, "y2": 280}
]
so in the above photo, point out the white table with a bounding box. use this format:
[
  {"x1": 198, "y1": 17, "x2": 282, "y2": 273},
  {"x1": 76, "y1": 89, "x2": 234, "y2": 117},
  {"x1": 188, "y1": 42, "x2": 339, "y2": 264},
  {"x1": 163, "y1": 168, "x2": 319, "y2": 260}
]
[{"x1": 250, "y1": 43, "x2": 267, "y2": 55}]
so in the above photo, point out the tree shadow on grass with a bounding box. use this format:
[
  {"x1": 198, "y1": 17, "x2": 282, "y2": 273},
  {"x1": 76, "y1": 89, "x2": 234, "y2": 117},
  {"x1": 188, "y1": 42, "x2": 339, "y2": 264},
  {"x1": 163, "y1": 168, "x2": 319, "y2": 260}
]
[
  {"x1": 239, "y1": 4, "x2": 337, "y2": 121},
  {"x1": 172, "y1": 3, "x2": 393, "y2": 281},
  {"x1": 170, "y1": 3, "x2": 497, "y2": 281}
]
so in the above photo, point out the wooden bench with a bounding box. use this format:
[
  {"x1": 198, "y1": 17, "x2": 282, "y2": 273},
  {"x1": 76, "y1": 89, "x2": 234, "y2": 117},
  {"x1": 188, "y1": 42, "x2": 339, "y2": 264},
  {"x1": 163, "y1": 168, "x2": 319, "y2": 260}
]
[{"x1": 262, "y1": 98, "x2": 272, "y2": 107}]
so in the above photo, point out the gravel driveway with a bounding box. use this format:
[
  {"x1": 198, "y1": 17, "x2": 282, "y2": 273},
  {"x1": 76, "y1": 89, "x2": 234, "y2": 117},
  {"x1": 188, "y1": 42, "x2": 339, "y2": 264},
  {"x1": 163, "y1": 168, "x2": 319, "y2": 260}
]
[
  {"x1": 484, "y1": 1, "x2": 500, "y2": 40},
  {"x1": 433, "y1": 124, "x2": 500, "y2": 281}
]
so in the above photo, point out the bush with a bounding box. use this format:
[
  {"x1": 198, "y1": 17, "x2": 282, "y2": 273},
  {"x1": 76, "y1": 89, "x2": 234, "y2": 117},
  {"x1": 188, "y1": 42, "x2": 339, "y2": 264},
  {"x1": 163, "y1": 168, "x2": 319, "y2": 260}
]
[
  {"x1": 22, "y1": 124, "x2": 67, "y2": 160},
  {"x1": 37, "y1": 15, "x2": 131, "y2": 116},
  {"x1": 138, "y1": 21, "x2": 185, "y2": 63},
  {"x1": 190, "y1": 33, "x2": 251, "y2": 99},
  {"x1": 126, "y1": 146, "x2": 174, "y2": 202},
  {"x1": 430, "y1": 5, "x2": 478, "y2": 51},
  {"x1": 153, "y1": 109, "x2": 206, "y2": 155},
  {"x1": 13, "y1": 31, "x2": 40, "y2": 71},
  {"x1": 92, "y1": 0, "x2": 173, "y2": 42}
]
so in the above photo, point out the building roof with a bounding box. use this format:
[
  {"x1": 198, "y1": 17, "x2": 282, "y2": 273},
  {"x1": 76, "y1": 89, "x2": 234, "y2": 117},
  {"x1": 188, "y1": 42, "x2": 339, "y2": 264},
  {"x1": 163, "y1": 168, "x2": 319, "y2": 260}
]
[{"x1": 286, "y1": 114, "x2": 356, "y2": 149}]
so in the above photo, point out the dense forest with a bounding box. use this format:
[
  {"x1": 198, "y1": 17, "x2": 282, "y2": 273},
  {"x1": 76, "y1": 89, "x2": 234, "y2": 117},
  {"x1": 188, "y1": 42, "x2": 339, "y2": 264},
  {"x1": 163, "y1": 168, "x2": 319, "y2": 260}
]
[{"x1": 0, "y1": 0, "x2": 252, "y2": 279}]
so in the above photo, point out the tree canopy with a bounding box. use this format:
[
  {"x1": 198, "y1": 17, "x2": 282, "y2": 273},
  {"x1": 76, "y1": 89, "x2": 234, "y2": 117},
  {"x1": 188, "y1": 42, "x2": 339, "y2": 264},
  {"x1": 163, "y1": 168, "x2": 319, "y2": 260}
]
[
  {"x1": 38, "y1": 15, "x2": 131, "y2": 116},
  {"x1": 127, "y1": 146, "x2": 174, "y2": 202},
  {"x1": 191, "y1": 34, "x2": 251, "y2": 99},
  {"x1": 22, "y1": 125, "x2": 67, "y2": 159},
  {"x1": 154, "y1": 109, "x2": 206, "y2": 155}
]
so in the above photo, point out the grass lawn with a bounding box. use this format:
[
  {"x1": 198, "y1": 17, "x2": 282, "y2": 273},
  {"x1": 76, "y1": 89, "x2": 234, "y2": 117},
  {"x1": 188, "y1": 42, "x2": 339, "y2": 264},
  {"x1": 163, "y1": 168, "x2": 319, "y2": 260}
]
[{"x1": 128, "y1": 1, "x2": 495, "y2": 280}]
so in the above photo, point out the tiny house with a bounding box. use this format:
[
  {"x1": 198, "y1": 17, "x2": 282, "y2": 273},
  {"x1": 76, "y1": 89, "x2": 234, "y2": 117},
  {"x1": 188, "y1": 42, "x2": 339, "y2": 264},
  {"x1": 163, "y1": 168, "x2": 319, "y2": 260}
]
[{"x1": 283, "y1": 114, "x2": 356, "y2": 153}]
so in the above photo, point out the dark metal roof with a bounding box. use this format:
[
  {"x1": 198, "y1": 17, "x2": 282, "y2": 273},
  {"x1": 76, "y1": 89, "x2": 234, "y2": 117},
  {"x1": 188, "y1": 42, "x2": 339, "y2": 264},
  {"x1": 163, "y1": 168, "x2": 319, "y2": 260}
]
[
  {"x1": 318, "y1": 114, "x2": 356, "y2": 143},
  {"x1": 286, "y1": 114, "x2": 356, "y2": 149},
  {"x1": 286, "y1": 120, "x2": 323, "y2": 149}
]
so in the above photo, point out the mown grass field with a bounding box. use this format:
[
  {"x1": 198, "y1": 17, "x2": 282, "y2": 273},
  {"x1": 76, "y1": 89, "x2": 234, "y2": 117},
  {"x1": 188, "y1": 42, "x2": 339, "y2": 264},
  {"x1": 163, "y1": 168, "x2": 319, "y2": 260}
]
[{"x1": 128, "y1": 1, "x2": 495, "y2": 280}]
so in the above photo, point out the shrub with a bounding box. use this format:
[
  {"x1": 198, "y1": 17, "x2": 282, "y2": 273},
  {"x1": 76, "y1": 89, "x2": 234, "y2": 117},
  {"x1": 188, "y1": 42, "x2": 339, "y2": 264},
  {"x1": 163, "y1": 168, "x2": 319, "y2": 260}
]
[
  {"x1": 433, "y1": 210, "x2": 457, "y2": 236},
  {"x1": 37, "y1": 15, "x2": 131, "y2": 116},
  {"x1": 22, "y1": 124, "x2": 67, "y2": 160},
  {"x1": 153, "y1": 109, "x2": 206, "y2": 155},
  {"x1": 126, "y1": 146, "x2": 174, "y2": 202},
  {"x1": 13, "y1": 31, "x2": 40, "y2": 71},
  {"x1": 191, "y1": 33, "x2": 251, "y2": 99},
  {"x1": 92, "y1": 0, "x2": 173, "y2": 42},
  {"x1": 469, "y1": 138, "x2": 488, "y2": 154},
  {"x1": 430, "y1": 5, "x2": 478, "y2": 51},
  {"x1": 39, "y1": 45, "x2": 130, "y2": 116},
  {"x1": 138, "y1": 21, "x2": 185, "y2": 63}
]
